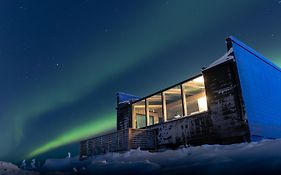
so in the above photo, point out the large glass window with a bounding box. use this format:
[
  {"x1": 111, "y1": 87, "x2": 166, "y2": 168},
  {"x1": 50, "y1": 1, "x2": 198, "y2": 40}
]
[
  {"x1": 164, "y1": 85, "x2": 183, "y2": 121},
  {"x1": 131, "y1": 75, "x2": 208, "y2": 128},
  {"x1": 147, "y1": 93, "x2": 163, "y2": 125},
  {"x1": 132, "y1": 100, "x2": 146, "y2": 128},
  {"x1": 182, "y1": 76, "x2": 208, "y2": 116}
]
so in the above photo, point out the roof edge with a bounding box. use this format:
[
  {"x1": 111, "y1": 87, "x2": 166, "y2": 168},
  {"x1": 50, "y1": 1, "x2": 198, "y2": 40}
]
[{"x1": 227, "y1": 36, "x2": 281, "y2": 72}]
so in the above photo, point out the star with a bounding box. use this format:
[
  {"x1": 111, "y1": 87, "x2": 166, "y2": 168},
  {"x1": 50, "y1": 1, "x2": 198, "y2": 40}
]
[
  {"x1": 24, "y1": 75, "x2": 29, "y2": 80},
  {"x1": 24, "y1": 72, "x2": 30, "y2": 80},
  {"x1": 19, "y1": 6, "x2": 28, "y2": 10},
  {"x1": 104, "y1": 28, "x2": 112, "y2": 33}
]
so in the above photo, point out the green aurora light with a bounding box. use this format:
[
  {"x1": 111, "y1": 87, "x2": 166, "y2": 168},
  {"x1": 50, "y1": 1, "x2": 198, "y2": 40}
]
[
  {"x1": 2, "y1": 1, "x2": 279, "y2": 162},
  {"x1": 27, "y1": 113, "x2": 115, "y2": 158},
  {"x1": 4, "y1": 0, "x2": 254, "y2": 159}
]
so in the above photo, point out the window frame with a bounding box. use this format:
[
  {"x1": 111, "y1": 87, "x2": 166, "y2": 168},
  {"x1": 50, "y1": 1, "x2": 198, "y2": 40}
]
[{"x1": 131, "y1": 74, "x2": 208, "y2": 128}]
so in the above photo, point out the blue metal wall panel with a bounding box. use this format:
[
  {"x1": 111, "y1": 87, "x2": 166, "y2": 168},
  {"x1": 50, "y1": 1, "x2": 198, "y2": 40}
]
[
  {"x1": 117, "y1": 92, "x2": 139, "y2": 104},
  {"x1": 230, "y1": 36, "x2": 281, "y2": 139}
]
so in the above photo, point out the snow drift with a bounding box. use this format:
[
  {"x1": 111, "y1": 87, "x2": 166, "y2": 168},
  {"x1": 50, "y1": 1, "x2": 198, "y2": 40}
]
[
  {"x1": 41, "y1": 139, "x2": 281, "y2": 175},
  {"x1": 3, "y1": 139, "x2": 281, "y2": 174},
  {"x1": 0, "y1": 161, "x2": 39, "y2": 175}
]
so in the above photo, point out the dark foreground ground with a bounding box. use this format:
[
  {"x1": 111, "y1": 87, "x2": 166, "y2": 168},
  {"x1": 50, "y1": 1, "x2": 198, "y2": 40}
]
[{"x1": 2, "y1": 139, "x2": 281, "y2": 175}]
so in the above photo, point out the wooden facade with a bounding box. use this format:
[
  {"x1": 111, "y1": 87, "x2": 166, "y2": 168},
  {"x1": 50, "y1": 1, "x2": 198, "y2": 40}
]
[
  {"x1": 202, "y1": 60, "x2": 250, "y2": 143},
  {"x1": 145, "y1": 112, "x2": 212, "y2": 147},
  {"x1": 80, "y1": 59, "x2": 250, "y2": 158},
  {"x1": 80, "y1": 37, "x2": 275, "y2": 159},
  {"x1": 80, "y1": 128, "x2": 156, "y2": 158}
]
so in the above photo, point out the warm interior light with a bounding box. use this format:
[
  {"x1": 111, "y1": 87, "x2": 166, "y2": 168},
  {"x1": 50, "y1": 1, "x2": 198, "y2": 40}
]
[
  {"x1": 198, "y1": 96, "x2": 208, "y2": 112},
  {"x1": 193, "y1": 76, "x2": 204, "y2": 83}
]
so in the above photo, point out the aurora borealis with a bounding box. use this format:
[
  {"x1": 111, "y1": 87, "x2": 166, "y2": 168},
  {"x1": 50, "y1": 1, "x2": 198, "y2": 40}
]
[
  {"x1": 27, "y1": 113, "x2": 116, "y2": 158},
  {"x1": 1, "y1": 0, "x2": 281, "y2": 163}
]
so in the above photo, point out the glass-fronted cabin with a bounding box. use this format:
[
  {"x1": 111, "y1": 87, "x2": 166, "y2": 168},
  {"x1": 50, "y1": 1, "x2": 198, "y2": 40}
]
[
  {"x1": 131, "y1": 75, "x2": 208, "y2": 129},
  {"x1": 81, "y1": 36, "x2": 281, "y2": 159}
]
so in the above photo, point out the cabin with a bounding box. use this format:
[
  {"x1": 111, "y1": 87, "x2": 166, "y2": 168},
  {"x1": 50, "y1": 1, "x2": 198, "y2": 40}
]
[{"x1": 80, "y1": 36, "x2": 281, "y2": 158}]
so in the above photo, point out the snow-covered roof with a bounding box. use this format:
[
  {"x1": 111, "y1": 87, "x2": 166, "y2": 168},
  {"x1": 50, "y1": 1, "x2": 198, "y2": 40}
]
[
  {"x1": 204, "y1": 47, "x2": 234, "y2": 70},
  {"x1": 117, "y1": 92, "x2": 139, "y2": 105}
]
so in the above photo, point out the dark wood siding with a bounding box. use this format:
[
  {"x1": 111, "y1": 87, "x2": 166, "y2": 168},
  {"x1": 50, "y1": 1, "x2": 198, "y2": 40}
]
[
  {"x1": 145, "y1": 112, "x2": 213, "y2": 147},
  {"x1": 80, "y1": 128, "x2": 156, "y2": 158},
  {"x1": 81, "y1": 58, "x2": 253, "y2": 159},
  {"x1": 202, "y1": 61, "x2": 250, "y2": 143},
  {"x1": 117, "y1": 103, "x2": 132, "y2": 130}
]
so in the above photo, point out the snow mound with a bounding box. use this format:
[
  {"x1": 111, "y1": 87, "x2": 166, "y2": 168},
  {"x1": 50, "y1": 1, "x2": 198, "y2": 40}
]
[
  {"x1": 42, "y1": 156, "x2": 89, "y2": 172},
  {"x1": 0, "y1": 161, "x2": 39, "y2": 175},
  {"x1": 42, "y1": 139, "x2": 281, "y2": 174}
]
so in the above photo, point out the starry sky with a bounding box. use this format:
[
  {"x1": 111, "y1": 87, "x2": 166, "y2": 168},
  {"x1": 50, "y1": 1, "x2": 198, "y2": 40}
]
[{"x1": 1, "y1": 0, "x2": 281, "y2": 163}]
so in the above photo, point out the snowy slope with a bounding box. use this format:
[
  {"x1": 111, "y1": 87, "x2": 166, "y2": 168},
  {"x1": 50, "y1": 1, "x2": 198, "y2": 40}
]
[
  {"x1": 41, "y1": 139, "x2": 281, "y2": 175},
  {"x1": 2, "y1": 139, "x2": 281, "y2": 174},
  {"x1": 0, "y1": 161, "x2": 39, "y2": 175}
]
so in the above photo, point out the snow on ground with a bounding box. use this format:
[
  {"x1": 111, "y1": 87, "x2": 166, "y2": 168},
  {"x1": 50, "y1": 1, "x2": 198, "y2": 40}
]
[
  {"x1": 4, "y1": 139, "x2": 281, "y2": 174},
  {"x1": 0, "y1": 161, "x2": 39, "y2": 175},
  {"x1": 41, "y1": 139, "x2": 281, "y2": 175}
]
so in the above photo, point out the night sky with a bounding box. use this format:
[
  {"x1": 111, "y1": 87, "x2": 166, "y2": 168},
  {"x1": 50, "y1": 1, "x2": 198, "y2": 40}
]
[{"x1": 1, "y1": 0, "x2": 281, "y2": 163}]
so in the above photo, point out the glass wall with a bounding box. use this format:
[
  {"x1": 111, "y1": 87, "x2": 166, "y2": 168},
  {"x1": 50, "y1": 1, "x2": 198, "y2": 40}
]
[
  {"x1": 131, "y1": 75, "x2": 208, "y2": 128},
  {"x1": 132, "y1": 100, "x2": 146, "y2": 128},
  {"x1": 182, "y1": 76, "x2": 208, "y2": 116},
  {"x1": 147, "y1": 93, "x2": 163, "y2": 125},
  {"x1": 163, "y1": 85, "x2": 183, "y2": 121}
]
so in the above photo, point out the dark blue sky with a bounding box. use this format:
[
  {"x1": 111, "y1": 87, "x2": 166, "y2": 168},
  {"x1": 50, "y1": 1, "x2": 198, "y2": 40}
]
[{"x1": 1, "y1": 0, "x2": 281, "y2": 163}]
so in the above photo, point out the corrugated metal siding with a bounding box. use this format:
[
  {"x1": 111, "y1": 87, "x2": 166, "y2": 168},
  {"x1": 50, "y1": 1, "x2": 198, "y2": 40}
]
[{"x1": 230, "y1": 37, "x2": 281, "y2": 139}]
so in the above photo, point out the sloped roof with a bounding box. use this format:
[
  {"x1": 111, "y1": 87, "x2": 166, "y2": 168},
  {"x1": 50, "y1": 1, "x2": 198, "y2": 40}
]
[
  {"x1": 204, "y1": 47, "x2": 234, "y2": 70},
  {"x1": 228, "y1": 36, "x2": 281, "y2": 72}
]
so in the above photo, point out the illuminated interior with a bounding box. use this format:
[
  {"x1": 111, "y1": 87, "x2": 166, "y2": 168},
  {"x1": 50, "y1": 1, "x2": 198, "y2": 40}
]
[
  {"x1": 132, "y1": 100, "x2": 146, "y2": 129},
  {"x1": 164, "y1": 85, "x2": 183, "y2": 121},
  {"x1": 132, "y1": 75, "x2": 208, "y2": 128},
  {"x1": 147, "y1": 93, "x2": 163, "y2": 126},
  {"x1": 182, "y1": 76, "x2": 208, "y2": 116}
]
